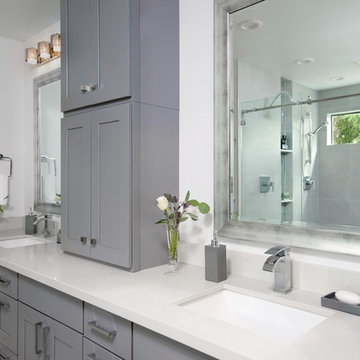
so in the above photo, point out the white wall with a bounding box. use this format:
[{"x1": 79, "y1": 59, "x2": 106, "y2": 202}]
[
  {"x1": 23, "y1": 21, "x2": 60, "y2": 214},
  {"x1": 0, "y1": 36, "x2": 25, "y2": 218}
]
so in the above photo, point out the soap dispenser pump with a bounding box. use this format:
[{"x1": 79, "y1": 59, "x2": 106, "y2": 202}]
[{"x1": 205, "y1": 230, "x2": 227, "y2": 282}]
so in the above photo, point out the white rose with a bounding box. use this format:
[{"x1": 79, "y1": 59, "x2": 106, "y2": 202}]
[{"x1": 156, "y1": 196, "x2": 169, "y2": 211}]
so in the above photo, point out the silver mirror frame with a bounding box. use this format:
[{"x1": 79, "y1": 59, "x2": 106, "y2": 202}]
[
  {"x1": 214, "y1": 0, "x2": 360, "y2": 256},
  {"x1": 34, "y1": 68, "x2": 61, "y2": 214}
]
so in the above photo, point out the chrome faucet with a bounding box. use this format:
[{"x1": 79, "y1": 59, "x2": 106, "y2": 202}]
[
  {"x1": 263, "y1": 245, "x2": 291, "y2": 293},
  {"x1": 33, "y1": 214, "x2": 53, "y2": 238}
]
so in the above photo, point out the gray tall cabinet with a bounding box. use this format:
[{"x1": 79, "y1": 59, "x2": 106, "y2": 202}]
[{"x1": 61, "y1": 0, "x2": 179, "y2": 271}]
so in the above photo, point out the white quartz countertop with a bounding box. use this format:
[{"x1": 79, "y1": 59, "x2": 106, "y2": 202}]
[{"x1": 0, "y1": 235, "x2": 360, "y2": 360}]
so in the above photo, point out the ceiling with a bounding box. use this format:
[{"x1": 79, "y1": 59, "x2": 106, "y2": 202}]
[
  {"x1": 231, "y1": 0, "x2": 360, "y2": 91},
  {"x1": 0, "y1": 0, "x2": 60, "y2": 42}
]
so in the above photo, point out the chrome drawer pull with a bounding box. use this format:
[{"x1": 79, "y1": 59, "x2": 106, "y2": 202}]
[
  {"x1": 0, "y1": 277, "x2": 10, "y2": 287},
  {"x1": 0, "y1": 302, "x2": 10, "y2": 311},
  {"x1": 35, "y1": 322, "x2": 43, "y2": 355},
  {"x1": 88, "y1": 321, "x2": 117, "y2": 339},
  {"x1": 0, "y1": 351, "x2": 11, "y2": 360},
  {"x1": 87, "y1": 353, "x2": 104, "y2": 360}
]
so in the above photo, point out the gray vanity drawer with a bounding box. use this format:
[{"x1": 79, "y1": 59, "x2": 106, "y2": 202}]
[
  {"x1": 84, "y1": 304, "x2": 131, "y2": 360},
  {"x1": 0, "y1": 266, "x2": 18, "y2": 299},
  {"x1": 0, "y1": 344, "x2": 17, "y2": 360},
  {"x1": 0, "y1": 292, "x2": 17, "y2": 354},
  {"x1": 19, "y1": 275, "x2": 83, "y2": 332},
  {"x1": 83, "y1": 338, "x2": 123, "y2": 360}
]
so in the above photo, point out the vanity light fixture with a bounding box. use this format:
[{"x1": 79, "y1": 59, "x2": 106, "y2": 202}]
[
  {"x1": 294, "y1": 57, "x2": 314, "y2": 65},
  {"x1": 238, "y1": 19, "x2": 263, "y2": 31},
  {"x1": 25, "y1": 33, "x2": 61, "y2": 65}
]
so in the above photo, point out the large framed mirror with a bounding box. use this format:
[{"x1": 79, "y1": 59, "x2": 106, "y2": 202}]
[
  {"x1": 214, "y1": 0, "x2": 360, "y2": 255},
  {"x1": 34, "y1": 69, "x2": 62, "y2": 214}
]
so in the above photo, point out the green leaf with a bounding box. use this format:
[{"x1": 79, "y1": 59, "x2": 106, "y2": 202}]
[
  {"x1": 185, "y1": 191, "x2": 190, "y2": 202},
  {"x1": 198, "y1": 202, "x2": 210, "y2": 214},
  {"x1": 0, "y1": 207, "x2": 3, "y2": 213},
  {"x1": 180, "y1": 216, "x2": 188, "y2": 222},
  {"x1": 154, "y1": 219, "x2": 168, "y2": 224},
  {"x1": 187, "y1": 199, "x2": 199, "y2": 207},
  {"x1": 187, "y1": 212, "x2": 198, "y2": 221}
]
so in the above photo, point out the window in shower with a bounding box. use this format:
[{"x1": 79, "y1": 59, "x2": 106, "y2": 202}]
[{"x1": 329, "y1": 111, "x2": 360, "y2": 145}]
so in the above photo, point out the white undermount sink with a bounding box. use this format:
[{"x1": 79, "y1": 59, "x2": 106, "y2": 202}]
[
  {"x1": 178, "y1": 286, "x2": 327, "y2": 342},
  {"x1": 0, "y1": 237, "x2": 46, "y2": 249}
]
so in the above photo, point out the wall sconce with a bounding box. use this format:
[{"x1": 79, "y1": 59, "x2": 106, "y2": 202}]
[{"x1": 25, "y1": 33, "x2": 61, "y2": 65}]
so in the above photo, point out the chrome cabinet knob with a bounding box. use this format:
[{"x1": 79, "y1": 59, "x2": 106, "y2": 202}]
[
  {"x1": 80, "y1": 236, "x2": 87, "y2": 245},
  {"x1": 90, "y1": 238, "x2": 96, "y2": 246},
  {"x1": 80, "y1": 84, "x2": 91, "y2": 93},
  {"x1": 89, "y1": 82, "x2": 97, "y2": 91}
]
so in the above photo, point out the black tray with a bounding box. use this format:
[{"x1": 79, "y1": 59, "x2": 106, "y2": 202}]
[{"x1": 321, "y1": 292, "x2": 360, "y2": 316}]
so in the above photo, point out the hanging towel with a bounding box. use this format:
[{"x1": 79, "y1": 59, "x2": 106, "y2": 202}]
[
  {"x1": 41, "y1": 175, "x2": 56, "y2": 203},
  {"x1": 0, "y1": 175, "x2": 8, "y2": 206}
]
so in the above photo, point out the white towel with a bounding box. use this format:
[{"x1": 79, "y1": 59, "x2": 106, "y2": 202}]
[
  {"x1": 0, "y1": 175, "x2": 8, "y2": 206},
  {"x1": 41, "y1": 175, "x2": 56, "y2": 203}
]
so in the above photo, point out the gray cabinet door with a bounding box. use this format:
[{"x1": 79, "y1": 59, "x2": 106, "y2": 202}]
[
  {"x1": 61, "y1": 0, "x2": 98, "y2": 111},
  {"x1": 133, "y1": 325, "x2": 216, "y2": 360},
  {"x1": 0, "y1": 293, "x2": 17, "y2": 354},
  {"x1": 90, "y1": 104, "x2": 132, "y2": 268},
  {"x1": 47, "y1": 317, "x2": 83, "y2": 360},
  {"x1": 61, "y1": 0, "x2": 131, "y2": 111},
  {"x1": 61, "y1": 113, "x2": 91, "y2": 257},
  {"x1": 90, "y1": 0, "x2": 131, "y2": 105},
  {"x1": 18, "y1": 303, "x2": 47, "y2": 360}
]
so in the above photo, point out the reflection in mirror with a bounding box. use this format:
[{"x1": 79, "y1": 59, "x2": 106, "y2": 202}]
[
  {"x1": 34, "y1": 69, "x2": 62, "y2": 214},
  {"x1": 229, "y1": 0, "x2": 360, "y2": 232}
]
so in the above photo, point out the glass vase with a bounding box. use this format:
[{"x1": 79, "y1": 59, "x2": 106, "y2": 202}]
[{"x1": 167, "y1": 227, "x2": 179, "y2": 272}]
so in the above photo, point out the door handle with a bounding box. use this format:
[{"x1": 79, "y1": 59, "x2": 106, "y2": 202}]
[
  {"x1": 0, "y1": 301, "x2": 10, "y2": 311},
  {"x1": 88, "y1": 321, "x2": 117, "y2": 339},
  {"x1": 89, "y1": 82, "x2": 97, "y2": 91},
  {"x1": 0, "y1": 277, "x2": 10, "y2": 287},
  {"x1": 0, "y1": 352, "x2": 11, "y2": 360},
  {"x1": 43, "y1": 326, "x2": 50, "y2": 360},
  {"x1": 80, "y1": 84, "x2": 91, "y2": 93},
  {"x1": 35, "y1": 322, "x2": 43, "y2": 355}
]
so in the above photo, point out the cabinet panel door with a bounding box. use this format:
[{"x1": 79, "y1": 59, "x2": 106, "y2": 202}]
[
  {"x1": 61, "y1": 113, "x2": 91, "y2": 257},
  {"x1": 91, "y1": 0, "x2": 131, "y2": 105},
  {"x1": 0, "y1": 293, "x2": 17, "y2": 354},
  {"x1": 61, "y1": 0, "x2": 98, "y2": 111},
  {"x1": 91, "y1": 104, "x2": 131, "y2": 268},
  {"x1": 47, "y1": 317, "x2": 83, "y2": 360},
  {"x1": 18, "y1": 303, "x2": 47, "y2": 360},
  {"x1": 133, "y1": 325, "x2": 216, "y2": 360}
]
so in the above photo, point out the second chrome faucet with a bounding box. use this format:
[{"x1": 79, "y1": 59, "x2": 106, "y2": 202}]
[{"x1": 263, "y1": 245, "x2": 292, "y2": 293}]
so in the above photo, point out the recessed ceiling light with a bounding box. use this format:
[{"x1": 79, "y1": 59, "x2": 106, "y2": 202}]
[
  {"x1": 238, "y1": 20, "x2": 263, "y2": 31},
  {"x1": 294, "y1": 58, "x2": 314, "y2": 65},
  {"x1": 329, "y1": 76, "x2": 344, "y2": 81}
]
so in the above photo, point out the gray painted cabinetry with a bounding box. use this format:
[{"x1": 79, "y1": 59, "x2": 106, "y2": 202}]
[
  {"x1": 61, "y1": 0, "x2": 132, "y2": 111},
  {"x1": 62, "y1": 102, "x2": 178, "y2": 270},
  {"x1": 18, "y1": 303, "x2": 82, "y2": 360},
  {"x1": 61, "y1": 0, "x2": 179, "y2": 270},
  {"x1": 133, "y1": 325, "x2": 216, "y2": 360}
]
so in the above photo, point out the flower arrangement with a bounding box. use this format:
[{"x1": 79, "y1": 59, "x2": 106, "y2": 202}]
[{"x1": 155, "y1": 191, "x2": 210, "y2": 268}]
